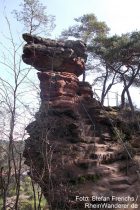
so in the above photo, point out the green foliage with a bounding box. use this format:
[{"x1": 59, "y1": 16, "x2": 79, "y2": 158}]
[
  {"x1": 69, "y1": 174, "x2": 101, "y2": 185},
  {"x1": 7, "y1": 187, "x2": 16, "y2": 197},
  {"x1": 91, "y1": 31, "x2": 140, "y2": 110},
  {"x1": 20, "y1": 176, "x2": 47, "y2": 209},
  {"x1": 20, "y1": 197, "x2": 47, "y2": 210},
  {"x1": 0, "y1": 140, "x2": 25, "y2": 169},
  {"x1": 0, "y1": 141, "x2": 8, "y2": 167},
  {"x1": 93, "y1": 31, "x2": 140, "y2": 67},
  {"x1": 86, "y1": 174, "x2": 101, "y2": 182},
  {"x1": 61, "y1": 13, "x2": 109, "y2": 44},
  {"x1": 20, "y1": 201, "x2": 32, "y2": 210},
  {"x1": 60, "y1": 13, "x2": 110, "y2": 82},
  {"x1": 0, "y1": 197, "x2": 3, "y2": 208},
  {"x1": 12, "y1": 0, "x2": 55, "y2": 35},
  {"x1": 0, "y1": 173, "x2": 47, "y2": 210},
  {"x1": 21, "y1": 177, "x2": 33, "y2": 195},
  {"x1": 112, "y1": 127, "x2": 126, "y2": 141}
]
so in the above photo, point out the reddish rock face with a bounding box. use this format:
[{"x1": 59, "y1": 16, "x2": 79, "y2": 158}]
[
  {"x1": 60, "y1": 57, "x2": 85, "y2": 76},
  {"x1": 22, "y1": 33, "x2": 87, "y2": 76},
  {"x1": 22, "y1": 34, "x2": 140, "y2": 210},
  {"x1": 37, "y1": 71, "x2": 79, "y2": 108}
]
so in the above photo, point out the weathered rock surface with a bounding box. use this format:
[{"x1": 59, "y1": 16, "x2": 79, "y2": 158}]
[
  {"x1": 22, "y1": 34, "x2": 140, "y2": 210},
  {"x1": 22, "y1": 33, "x2": 87, "y2": 76},
  {"x1": 24, "y1": 100, "x2": 140, "y2": 209},
  {"x1": 38, "y1": 71, "x2": 79, "y2": 108},
  {"x1": 78, "y1": 81, "x2": 93, "y2": 98}
]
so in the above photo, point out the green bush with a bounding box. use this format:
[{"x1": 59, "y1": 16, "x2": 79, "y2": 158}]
[
  {"x1": 0, "y1": 197, "x2": 3, "y2": 208},
  {"x1": 20, "y1": 198, "x2": 47, "y2": 210},
  {"x1": 20, "y1": 200, "x2": 33, "y2": 210}
]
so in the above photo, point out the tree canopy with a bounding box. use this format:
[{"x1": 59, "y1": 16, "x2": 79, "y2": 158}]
[
  {"x1": 61, "y1": 13, "x2": 140, "y2": 111},
  {"x1": 92, "y1": 32, "x2": 140, "y2": 110},
  {"x1": 61, "y1": 13, "x2": 109, "y2": 44}
]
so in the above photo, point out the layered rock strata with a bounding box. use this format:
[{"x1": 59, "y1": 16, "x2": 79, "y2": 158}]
[
  {"x1": 38, "y1": 71, "x2": 79, "y2": 108},
  {"x1": 23, "y1": 33, "x2": 140, "y2": 210},
  {"x1": 22, "y1": 33, "x2": 87, "y2": 76}
]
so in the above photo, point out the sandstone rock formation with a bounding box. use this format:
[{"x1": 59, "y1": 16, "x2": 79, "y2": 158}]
[
  {"x1": 22, "y1": 33, "x2": 87, "y2": 76},
  {"x1": 23, "y1": 33, "x2": 140, "y2": 210}
]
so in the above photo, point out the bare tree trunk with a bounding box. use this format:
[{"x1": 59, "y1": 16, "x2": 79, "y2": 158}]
[
  {"x1": 38, "y1": 190, "x2": 43, "y2": 210},
  {"x1": 0, "y1": 167, "x2": 6, "y2": 210},
  {"x1": 0, "y1": 17, "x2": 32, "y2": 210},
  {"x1": 101, "y1": 67, "x2": 116, "y2": 105},
  {"x1": 121, "y1": 86, "x2": 126, "y2": 109},
  {"x1": 14, "y1": 153, "x2": 22, "y2": 210},
  {"x1": 101, "y1": 66, "x2": 109, "y2": 105},
  {"x1": 126, "y1": 86, "x2": 135, "y2": 116},
  {"x1": 31, "y1": 179, "x2": 37, "y2": 210},
  {"x1": 121, "y1": 74, "x2": 135, "y2": 114}
]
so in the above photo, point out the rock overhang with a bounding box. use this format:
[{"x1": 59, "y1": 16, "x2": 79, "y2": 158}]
[{"x1": 22, "y1": 33, "x2": 87, "y2": 76}]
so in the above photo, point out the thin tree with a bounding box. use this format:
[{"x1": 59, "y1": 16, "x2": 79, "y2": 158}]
[
  {"x1": 91, "y1": 32, "x2": 140, "y2": 111},
  {"x1": 12, "y1": 0, "x2": 55, "y2": 35},
  {"x1": 0, "y1": 17, "x2": 34, "y2": 209},
  {"x1": 60, "y1": 13, "x2": 109, "y2": 82}
]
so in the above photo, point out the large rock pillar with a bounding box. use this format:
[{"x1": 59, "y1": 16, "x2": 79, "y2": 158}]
[
  {"x1": 22, "y1": 34, "x2": 140, "y2": 210},
  {"x1": 38, "y1": 71, "x2": 79, "y2": 109},
  {"x1": 22, "y1": 33, "x2": 89, "y2": 209}
]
